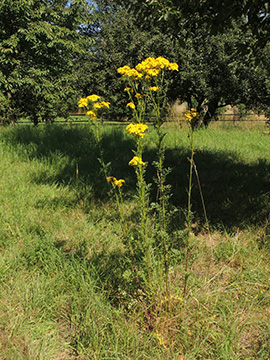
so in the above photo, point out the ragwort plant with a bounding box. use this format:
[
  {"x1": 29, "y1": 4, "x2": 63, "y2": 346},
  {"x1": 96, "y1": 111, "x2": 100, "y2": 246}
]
[
  {"x1": 78, "y1": 94, "x2": 111, "y2": 182},
  {"x1": 78, "y1": 58, "x2": 202, "y2": 301},
  {"x1": 117, "y1": 57, "x2": 179, "y2": 293},
  {"x1": 126, "y1": 124, "x2": 150, "y2": 286}
]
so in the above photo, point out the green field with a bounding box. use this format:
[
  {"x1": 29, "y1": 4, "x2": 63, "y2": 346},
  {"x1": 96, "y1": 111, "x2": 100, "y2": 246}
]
[{"x1": 0, "y1": 122, "x2": 269, "y2": 359}]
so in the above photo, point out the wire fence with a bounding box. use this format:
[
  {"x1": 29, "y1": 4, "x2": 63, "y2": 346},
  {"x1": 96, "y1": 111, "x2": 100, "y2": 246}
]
[
  {"x1": 3, "y1": 113, "x2": 269, "y2": 126},
  {"x1": 216, "y1": 113, "x2": 267, "y2": 122}
]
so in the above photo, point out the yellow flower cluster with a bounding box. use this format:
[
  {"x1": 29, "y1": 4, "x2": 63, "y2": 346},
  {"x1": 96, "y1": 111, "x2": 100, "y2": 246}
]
[
  {"x1": 117, "y1": 65, "x2": 143, "y2": 80},
  {"x1": 184, "y1": 108, "x2": 199, "y2": 122},
  {"x1": 136, "y1": 56, "x2": 179, "y2": 77},
  {"x1": 126, "y1": 123, "x2": 148, "y2": 138},
  {"x1": 128, "y1": 156, "x2": 145, "y2": 166},
  {"x1": 78, "y1": 95, "x2": 110, "y2": 119},
  {"x1": 87, "y1": 94, "x2": 101, "y2": 102},
  {"x1": 126, "y1": 102, "x2": 135, "y2": 109},
  {"x1": 117, "y1": 57, "x2": 179, "y2": 80},
  {"x1": 78, "y1": 98, "x2": 88, "y2": 108},
  {"x1": 107, "y1": 176, "x2": 125, "y2": 187},
  {"x1": 78, "y1": 94, "x2": 101, "y2": 107},
  {"x1": 93, "y1": 101, "x2": 110, "y2": 109},
  {"x1": 86, "y1": 110, "x2": 97, "y2": 119},
  {"x1": 149, "y1": 86, "x2": 159, "y2": 92}
]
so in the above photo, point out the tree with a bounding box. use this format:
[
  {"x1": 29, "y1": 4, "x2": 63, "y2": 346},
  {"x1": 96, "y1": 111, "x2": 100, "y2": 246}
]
[
  {"x1": 168, "y1": 22, "x2": 270, "y2": 126},
  {"x1": 73, "y1": 0, "x2": 269, "y2": 125},
  {"x1": 240, "y1": 42, "x2": 270, "y2": 118},
  {"x1": 128, "y1": 0, "x2": 270, "y2": 48},
  {"x1": 0, "y1": 0, "x2": 89, "y2": 124},
  {"x1": 114, "y1": 0, "x2": 270, "y2": 124}
]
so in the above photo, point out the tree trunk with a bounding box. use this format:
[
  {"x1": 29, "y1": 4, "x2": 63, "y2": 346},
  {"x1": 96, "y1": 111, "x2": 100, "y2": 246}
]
[
  {"x1": 33, "y1": 116, "x2": 39, "y2": 126},
  {"x1": 203, "y1": 100, "x2": 219, "y2": 127}
]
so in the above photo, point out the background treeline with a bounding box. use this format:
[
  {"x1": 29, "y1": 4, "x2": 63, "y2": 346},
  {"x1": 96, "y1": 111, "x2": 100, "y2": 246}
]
[{"x1": 0, "y1": 0, "x2": 269, "y2": 125}]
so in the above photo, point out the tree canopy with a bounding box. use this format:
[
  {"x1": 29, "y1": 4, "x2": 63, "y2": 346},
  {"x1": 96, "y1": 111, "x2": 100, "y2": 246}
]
[
  {"x1": 74, "y1": 1, "x2": 270, "y2": 124},
  {"x1": 0, "y1": 0, "x2": 89, "y2": 124},
  {"x1": 128, "y1": 0, "x2": 270, "y2": 48},
  {"x1": 168, "y1": 21, "x2": 270, "y2": 125},
  {"x1": 1, "y1": 0, "x2": 269, "y2": 124}
]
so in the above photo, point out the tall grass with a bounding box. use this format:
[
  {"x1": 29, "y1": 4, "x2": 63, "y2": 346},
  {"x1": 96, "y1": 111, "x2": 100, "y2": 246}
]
[{"x1": 0, "y1": 122, "x2": 269, "y2": 359}]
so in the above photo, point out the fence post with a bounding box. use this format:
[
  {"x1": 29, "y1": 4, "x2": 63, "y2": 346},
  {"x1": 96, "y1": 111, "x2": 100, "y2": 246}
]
[{"x1": 233, "y1": 107, "x2": 238, "y2": 126}]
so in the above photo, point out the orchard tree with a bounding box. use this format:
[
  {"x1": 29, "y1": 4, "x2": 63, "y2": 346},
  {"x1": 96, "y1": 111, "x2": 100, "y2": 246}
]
[
  {"x1": 78, "y1": 1, "x2": 270, "y2": 125},
  {"x1": 128, "y1": 0, "x2": 270, "y2": 48},
  {"x1": 119, "y1": 0, "x2": 270, "y2": 124},
  {"x1": 0, "y1": 0, "x2": 89, "y2": 124},
  {"x1": 168, "y1": 22, "x2": 270, "y2": 126},
  {"x1": 241, "y1": 42, "x2": 270, "y2": 118},
  {"x1": 72, "y1": 0, "x2": 269, "y2": 125}
]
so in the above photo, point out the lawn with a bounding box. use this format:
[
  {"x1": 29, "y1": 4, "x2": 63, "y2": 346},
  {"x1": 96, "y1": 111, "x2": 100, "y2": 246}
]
[{"x1": 0, "y1": 121, "x2": 269, "y2": 359}]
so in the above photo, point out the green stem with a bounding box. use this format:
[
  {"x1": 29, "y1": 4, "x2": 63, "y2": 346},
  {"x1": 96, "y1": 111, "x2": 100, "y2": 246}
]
[
  {"x1": 152, "y1": 87, "x2": 169, "y2": 295},
  {"x1": 116, "y1": 189, "x2": 135, "y2": 260},
  {"x1": 187, "y1": 130, "x2": 194, "y2": 229},
  {"x1": 157, "y1": 130, "x2": 169, "y2": 294},
  {"x1": 137, "y1": 140, "x2": 150, "y2": 287},
  {"x1": 184, "y1": 128, "x2": 194, "y2": 298}
]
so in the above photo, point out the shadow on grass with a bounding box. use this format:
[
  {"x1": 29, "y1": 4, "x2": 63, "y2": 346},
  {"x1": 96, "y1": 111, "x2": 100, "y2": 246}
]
[{"x1": 1, "y1": 124, "x2": 269, "y2": 232}]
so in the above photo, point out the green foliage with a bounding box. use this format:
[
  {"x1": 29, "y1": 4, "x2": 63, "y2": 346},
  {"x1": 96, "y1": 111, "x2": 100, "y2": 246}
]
[
  {"x1": 168, "y1": 22, "x2": 270, "y2": 125},
  {"x1": 74, "y1": 2, "x2": 178, "y2": 121},
  {"x1": 74, "y1": 1, "x2": 270, "y2": 125},
  {"x1": 0, "y1": 0, "x2": 89, "y2": 124},
  {"x1": 128, "y1": 0, "x2": 270, "y2": 48}
]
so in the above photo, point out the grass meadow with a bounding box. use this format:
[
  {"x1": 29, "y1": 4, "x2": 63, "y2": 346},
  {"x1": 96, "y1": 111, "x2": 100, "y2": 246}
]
[{"x1": 0, "y1": 120, "x2": 269, "y2": 359}]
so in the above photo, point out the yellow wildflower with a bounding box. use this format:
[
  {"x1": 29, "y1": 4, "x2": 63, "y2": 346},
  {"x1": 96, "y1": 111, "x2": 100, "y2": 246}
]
[
  {"x1": 125, "y1": 68, "x2": 143, "y2": 79},
  {"x1": 107, "y1": 176, "x2": 125, "y2": 187},
  {"x1": 124, "y1": 87, "x2": 133, "y2": 92},
  {"x1": 86, "y1": 94, "x2": 101, "y2": 102},
  {"x1": 86, "y1": 110, "x2": 97, "y2": 119},
  {"x1": 135, "y1": 93, "x2": 143, "y2": 98},
  {"x1": 127, "y1": 57, "x2": 179, "y2": 80},
  {"x1": 135, "y1": 63, "x2": 145, "y2": 73},
  {"x1": 93, "y1": 101, "x2": 110, "y2": 109},
  {"x1": 129, "y1": 156, "x2": 145, "y2": 166},
  {"x1": 113, "y1": 179, "x2": 125, "y2": 187},
  {"x1": 126, "y1": 102, "x2": 135, "y2": 109},
  {"x1": 147, "y1": 68, "x2": 161, "y2": 77},
  {"x1": 118, "y1": 65, "x2": 143, "y2": 79},
  {"x1": 184, "y1": 108, "x2": 199, "y2": 121},
  {"x1": 168, "y1": 62, "x2": 179, "y2": 71},
  {"x1": 149, "y1": 86, "x2": 159, "y2": 91},
  {"x1": 156, "y1": 56, "x2": 170, "y2": 68},
  {"x1": 78, "y1": 98, "x2": 88, "y2": 107},
  {"x1": 126, "y1": 123, "x2": 148, "y2": 138},
  {"x1": 136, "y1": 57, "x2": 157, "y2": 72},
  {"x1": 107, "y1": 176, "x2": 116, "y2": 182},
  {"x1": 117, "y1": 65, "x2": 131, "y2": 75},
  {"x1": 135, "y1": 56, "x2": 178, "y2": 75}
]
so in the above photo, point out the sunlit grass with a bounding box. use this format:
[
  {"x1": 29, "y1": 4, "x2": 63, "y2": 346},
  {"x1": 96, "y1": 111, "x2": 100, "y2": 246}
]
[{"x1": 0, "y1": 123, "x2": 269, "y2": 359}]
